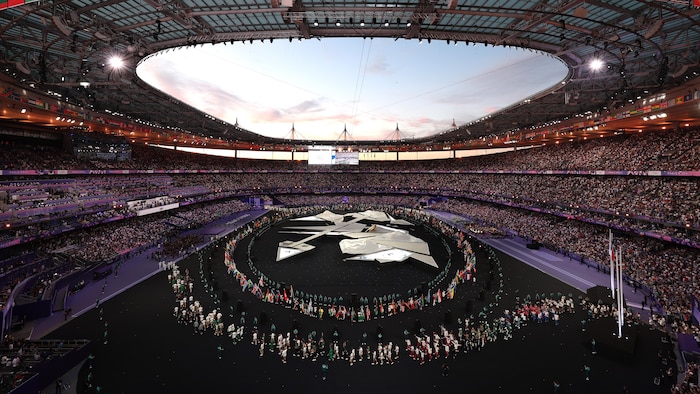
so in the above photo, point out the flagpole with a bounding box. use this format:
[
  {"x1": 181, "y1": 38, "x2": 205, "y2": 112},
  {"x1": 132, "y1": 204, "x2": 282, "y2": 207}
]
[
  {"x1": 609, "y1": 230, "x2": 616, "y2": 298},
  {"x1": 617, "y1": 245, "x2": 624, "y2": 338}
]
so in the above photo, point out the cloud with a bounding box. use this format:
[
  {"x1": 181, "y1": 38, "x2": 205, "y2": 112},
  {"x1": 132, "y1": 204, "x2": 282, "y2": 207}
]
[
  {"x1": 248, "y1": 98, "x2": 329, "y2": 122},
  {"x1": 251, "y1": 108, "x2": 284, "y2": 122},
  {"x1": 366, "y1": 54, "x2": 392, "y2": 74},
  {"x1": 285, "y1": 99, "x2": 326, "y2": 115}
]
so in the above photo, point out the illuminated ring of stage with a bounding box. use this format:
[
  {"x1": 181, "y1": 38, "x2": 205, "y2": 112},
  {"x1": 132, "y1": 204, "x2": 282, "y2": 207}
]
[
  {"x1": 251, "y1": 217, "x2": 449, "y2": 298},
  {"x1": 228, "y1": 206, "x2": 482, "y2": 321}
]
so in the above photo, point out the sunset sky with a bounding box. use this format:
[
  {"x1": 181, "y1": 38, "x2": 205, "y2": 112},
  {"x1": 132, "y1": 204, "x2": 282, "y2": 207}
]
[{"x1": 137, "y1": 38, "x2": 567, "y2": 141}]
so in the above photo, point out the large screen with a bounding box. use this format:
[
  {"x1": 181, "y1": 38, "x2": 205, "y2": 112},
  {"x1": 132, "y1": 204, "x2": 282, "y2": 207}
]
[
  {"x1": 335, "y1": 151, "x2": 359, "y2": 165},
  {"x1": 307, "y1": 146, "x2": 336, "y2": 165},
  {"x1": 307, "y1": 147, "x2": 359, "y2": 165}
]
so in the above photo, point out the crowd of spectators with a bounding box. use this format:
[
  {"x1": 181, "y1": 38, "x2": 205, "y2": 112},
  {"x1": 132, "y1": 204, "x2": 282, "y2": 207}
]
[
  {"x1": 0, "y1": 126, "x2": 698, "y2": 356},
  {"x1": 1, "y1": 127, "x2": 698, "y2": 172},
  {"x1": 428, "y1": 198, "x2": 699, "y2": 329},
  {"x1": 38, "y1": 198, "x2": 250, "y2": 263},
  {"x1": 273, "y1": 194, "x2": 426, "y2": 209},
  {"x1": 158, "y1": 235, "x2": 205, "y2": 259},
  {"x1": 0, "y1": 251, "x2": 68, "y2": 312},
  {"x1": 674, "y1": 362, "x2": 700, "y2": 393},
  {"x1": 0, "y1": 336, "x2": 86, "y2": 392},
  {"x1": 1, "y1": 128, "x2": 698, "y2": 252},
  {"x1": 3, "y1": 170, "x2": 696, "y2": 251},
  {"x1": 0, "y1": 198, "x2": 249, "y2": 314}
]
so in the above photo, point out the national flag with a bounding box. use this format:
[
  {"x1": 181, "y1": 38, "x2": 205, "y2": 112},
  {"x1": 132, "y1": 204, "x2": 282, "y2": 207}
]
[{"x1": 610, "y1": 246, "x2": 615, "y2": 264}]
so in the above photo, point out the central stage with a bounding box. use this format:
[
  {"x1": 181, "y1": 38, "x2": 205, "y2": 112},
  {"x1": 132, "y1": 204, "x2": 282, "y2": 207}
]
[{"x1": 249, "y1": 210, "x2": 451, "y2": 300}]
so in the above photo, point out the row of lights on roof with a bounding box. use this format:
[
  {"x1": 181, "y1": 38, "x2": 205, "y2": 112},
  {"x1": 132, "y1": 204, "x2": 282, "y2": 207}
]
[
  {"x1": 104, "y1": 109, "x2": 124, "y2": 117},
  {"x1": 642, "y1": 113, "x2": 667, "y2": 121},
  {"x1": 313, "y1": 18, "x2": 412, "y2": 27},
  {"x1": 55, "y1": 116, "x2": 83, "y2": 125}
]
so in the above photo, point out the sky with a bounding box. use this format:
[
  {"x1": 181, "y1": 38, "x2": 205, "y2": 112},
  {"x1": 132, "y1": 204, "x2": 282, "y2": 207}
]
[{"x1": 136, "y1": 38, "x2": 567, "y2": 141}]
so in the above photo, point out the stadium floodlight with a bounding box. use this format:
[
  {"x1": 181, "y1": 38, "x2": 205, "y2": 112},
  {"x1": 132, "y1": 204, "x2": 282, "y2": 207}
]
[
  {"x1": 108, "y1": 55, "x2": 125, "y2": 69},
  {"x1": 589, "y1": 58, "x2": 604, "y2": 71}
]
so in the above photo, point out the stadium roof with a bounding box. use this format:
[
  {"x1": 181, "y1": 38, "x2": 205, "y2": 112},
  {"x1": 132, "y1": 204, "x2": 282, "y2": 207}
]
[{"x1": 1, "y1": 0, "x2": 699, "y2": 145}]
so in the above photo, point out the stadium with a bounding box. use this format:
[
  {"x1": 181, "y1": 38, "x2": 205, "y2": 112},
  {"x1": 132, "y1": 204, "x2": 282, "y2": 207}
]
[{"x1": 0, "y1": 0, "x2": 699, "y2": 392}]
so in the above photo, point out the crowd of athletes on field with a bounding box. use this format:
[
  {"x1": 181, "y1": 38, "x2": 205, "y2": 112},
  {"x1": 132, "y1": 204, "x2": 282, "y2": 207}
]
[{"x1": 170, "y1": 209, "x2": 584, "y2": 371}]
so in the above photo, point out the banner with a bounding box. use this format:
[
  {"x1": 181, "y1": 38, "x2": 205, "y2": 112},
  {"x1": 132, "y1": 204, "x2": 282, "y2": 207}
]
[{"x1": 0, "y1": 0, "x2": 38, "y2": 9}]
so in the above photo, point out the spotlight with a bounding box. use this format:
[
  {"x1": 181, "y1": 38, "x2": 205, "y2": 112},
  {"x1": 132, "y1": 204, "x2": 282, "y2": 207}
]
[
  {"x1": 589, "y1": 58, "x2": 604, "y2": 71},
  {"x1": 313, "y1": 19, "x2": 319, "y2": 26},
  {"x1": 360, "y1": 20, "x2": 365, "y2": 27},
  {"x1": 336, "y1": 20, "x2": 341, "y2": 26},
  {"x1": 384, "y1": 20, "x2": 389, "y2": 27},
  {"x1": 107, "y1": 55, "x2": 125, "y2": 69}
]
